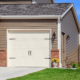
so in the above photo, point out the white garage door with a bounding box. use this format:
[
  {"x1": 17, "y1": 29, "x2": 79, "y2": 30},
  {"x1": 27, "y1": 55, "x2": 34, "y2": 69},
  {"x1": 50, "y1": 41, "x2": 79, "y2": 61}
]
[{"x1": 8, "y1": 30, "x2": 51, "y2": 67}]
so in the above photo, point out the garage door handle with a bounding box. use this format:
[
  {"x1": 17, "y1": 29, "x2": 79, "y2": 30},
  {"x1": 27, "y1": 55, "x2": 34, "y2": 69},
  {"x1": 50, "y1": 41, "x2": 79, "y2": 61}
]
[
  {"x1": 9, "y1": 57, "x2": 16, "y2": 59},
  {"x1": 45, "y1": 58, "x2": 51, "y2": 59},
  {"x1": 28, "y1": 51, "x2": 32, "y2": 55},
  {"x1": 9, "y1": 38, "x2": 15, "y2": 40}
]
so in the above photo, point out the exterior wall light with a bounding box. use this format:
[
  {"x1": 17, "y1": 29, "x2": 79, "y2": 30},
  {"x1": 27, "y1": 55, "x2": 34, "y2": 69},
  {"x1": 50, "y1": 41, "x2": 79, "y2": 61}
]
[
  {"x1": 52, "y1": 32, "x2": 56, "y2": 41},
  {"x1": 66, "y1": 35, "x2": 70, "y2": 40}
]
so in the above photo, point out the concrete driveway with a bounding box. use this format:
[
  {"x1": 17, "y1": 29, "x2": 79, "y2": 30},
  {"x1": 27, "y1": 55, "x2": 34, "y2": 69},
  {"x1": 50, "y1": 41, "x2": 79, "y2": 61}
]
[{"x1": 0, "y1": 67, "x2": 45, "y2": 80}]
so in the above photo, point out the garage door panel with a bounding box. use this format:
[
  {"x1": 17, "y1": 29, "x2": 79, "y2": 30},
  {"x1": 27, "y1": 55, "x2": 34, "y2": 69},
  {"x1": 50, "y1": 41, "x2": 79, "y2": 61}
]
[
  {"x1": 31, "y1": 49, "x2": 44, "y2": 58},
  {"x1": 16, "y1": 58, "x2": 22, "y2": 66},
  {"x1": 42, "y1": 40, "x2": 49, "y2": 48},
  {"x1": 9, "y1": 49, "x2": 17, "y2": 57},
  {"x1": 21, "y1": 41, "x2": 28, "y2": 48},
  {"x1": 38, "y1": 41, "x2": 49, "y2": 48},
  {"x1": 32, "y1": 41, "x2": 38, "y2": 48},
  {"x1": 17, "y1": 49, "x2": 23, "y2": 57},
  {"x1": 15, "y1": 58, "x2": 26, "y2": 66},
  {"x1": 22, "y1": 49, "x2": 29, "y2": 57},
  {"x1": 9, "y1": 40, "x2": 20, "y2": 48},
  {"x1": 43, "y1": 59, "x2": 50, "y2": 67},
  {"x1": 9, "y1": 59, "x2": 16, "y2": 67},
  {"x1": 30, "y1": 59, "x2": 50, "y2": 67},
  {"x1": 31, "y1": 49, "x2": 49, "y2": 58},
  {"x1": 8, "y1": 31, "x2": 50, "y2": 67},
  {"x1": 44, "y1": 33, "x2": 49, "y2": 38},
  {"x1": 25, "y1": 59, "x2": 32, "y2": 66}
]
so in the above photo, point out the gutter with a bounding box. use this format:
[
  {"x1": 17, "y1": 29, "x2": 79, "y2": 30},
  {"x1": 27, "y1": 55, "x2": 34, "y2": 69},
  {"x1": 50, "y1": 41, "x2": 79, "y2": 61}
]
[{"x1": 0, "y1": 15, "x2": 61, "y2": 19}]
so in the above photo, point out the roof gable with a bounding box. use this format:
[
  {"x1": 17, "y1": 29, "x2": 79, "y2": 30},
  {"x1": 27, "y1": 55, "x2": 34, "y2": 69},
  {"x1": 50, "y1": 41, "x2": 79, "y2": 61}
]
[{"x1": 61, "y1": 4, "x2": 79, "y2": 32}]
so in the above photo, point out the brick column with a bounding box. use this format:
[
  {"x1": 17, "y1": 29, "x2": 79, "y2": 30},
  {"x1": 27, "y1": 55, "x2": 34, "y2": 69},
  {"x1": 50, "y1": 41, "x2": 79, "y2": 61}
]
[
  {"x1": 0, "y1": 49, "x2": 7, "y2": 67},
  {"x1": 51, "y1": 49, "x2": 59, "y2": 67}
]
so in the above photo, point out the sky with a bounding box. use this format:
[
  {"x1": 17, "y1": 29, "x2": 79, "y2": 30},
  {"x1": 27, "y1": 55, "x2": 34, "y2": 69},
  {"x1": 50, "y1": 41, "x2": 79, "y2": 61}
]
[
  {"x1": 55, "y1": 0, "x2": 80, "y2": 23},
  {"x1": 55, "y1": 0, "x2": 80, "y2": 44}
]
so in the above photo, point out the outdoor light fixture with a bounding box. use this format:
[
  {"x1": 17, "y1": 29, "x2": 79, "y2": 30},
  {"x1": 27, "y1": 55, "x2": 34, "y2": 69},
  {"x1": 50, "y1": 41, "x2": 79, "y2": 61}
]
[
  {"x1": 52, "y1": 32, "x2": 56, "y2": 40},
  {"x1": 45, "y1": 32, "x2": 56, "y2": 42},
  {"x1": 66, "y1": 35, "x2": 70, "y2": 40}
]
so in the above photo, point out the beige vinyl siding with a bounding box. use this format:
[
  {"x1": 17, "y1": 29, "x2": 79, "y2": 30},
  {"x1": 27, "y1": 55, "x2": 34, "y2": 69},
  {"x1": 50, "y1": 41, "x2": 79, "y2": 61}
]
[
  {"x1": 61, "y1": 10, "x2": 79, "y2": 63},
  {"x1": 35, "y1": 0, "x2": 52, "y2": 3},
  {"x1": 0, "y1": 19, "x2": 58, "y2": 49},
  {"x1": 0, "y1": 1, "x2": 31, "y2": 4}
]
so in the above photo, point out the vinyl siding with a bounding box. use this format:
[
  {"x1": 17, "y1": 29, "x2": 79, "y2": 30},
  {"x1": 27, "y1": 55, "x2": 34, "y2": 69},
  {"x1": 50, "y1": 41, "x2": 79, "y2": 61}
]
[
  {"x1": 35, "y1": 0, "x2": 52, "y2": 3},
  {"x1": 61, "y1": 10, "x2": 79, "y2": 63},
  {"x1": 0, "y1": 0, "x2": 31, "y2": 4},
  {"x1": 0, "y1": 0, "x2": 53, "y2": 4},
  {"x1": 0, "y1": 19, "x2": 58, "y2": 49}
]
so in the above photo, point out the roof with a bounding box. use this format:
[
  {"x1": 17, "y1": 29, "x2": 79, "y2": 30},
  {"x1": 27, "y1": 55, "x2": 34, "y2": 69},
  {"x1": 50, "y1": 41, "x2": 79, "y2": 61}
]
[
  {"x1": 0, "y1": 3, "x2": 79, "y2": 32},
  {"x1": 0, "y1": 3, "x2": 72, "y2": 15}
]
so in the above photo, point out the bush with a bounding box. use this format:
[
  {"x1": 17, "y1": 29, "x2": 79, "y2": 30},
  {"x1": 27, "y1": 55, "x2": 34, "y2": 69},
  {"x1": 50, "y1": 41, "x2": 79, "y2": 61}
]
[
  {"x1": 71, "y1": 62, "x2": 78, "y2": 68},
  {"x1": 78, "y1": 63, "x2": 80, "y2": 67}
]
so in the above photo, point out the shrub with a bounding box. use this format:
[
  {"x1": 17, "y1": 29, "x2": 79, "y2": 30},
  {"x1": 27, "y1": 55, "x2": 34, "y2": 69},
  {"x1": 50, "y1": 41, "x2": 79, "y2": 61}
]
[
  {"x1": 71, "y1": 62, "x2": 78, "y2": 68},
  {"x1": 78, "y1": 63, "x2": 80, "y2": 67}
]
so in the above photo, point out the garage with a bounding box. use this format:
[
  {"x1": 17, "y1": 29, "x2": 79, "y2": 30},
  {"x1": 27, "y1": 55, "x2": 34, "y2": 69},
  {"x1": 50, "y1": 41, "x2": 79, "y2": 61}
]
[{"x1": 7, "y1": 29, "x2": 51, "y2": 67}]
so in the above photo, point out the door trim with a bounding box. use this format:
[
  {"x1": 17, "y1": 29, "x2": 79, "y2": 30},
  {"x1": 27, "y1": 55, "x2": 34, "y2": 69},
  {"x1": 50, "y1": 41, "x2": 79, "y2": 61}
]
[
  {"x1": 61, "y1": 32, "x2": 66, "y2": 67},
  {"x1": 7, "y1": 29, "x2": 52, "y2": 67}
]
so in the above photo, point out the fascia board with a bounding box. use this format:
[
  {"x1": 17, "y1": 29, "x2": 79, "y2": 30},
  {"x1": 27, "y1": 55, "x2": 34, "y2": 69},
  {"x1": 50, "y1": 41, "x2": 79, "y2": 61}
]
[
  {"x1": 72, "y1": 6, "x2": 80, "y2": 32},
  {"x1": 61, "y1": 4, "x2": 73, "y2": 18},
  {"x1": 0, "y1": 15, "x2": 61, "y2": 19}
]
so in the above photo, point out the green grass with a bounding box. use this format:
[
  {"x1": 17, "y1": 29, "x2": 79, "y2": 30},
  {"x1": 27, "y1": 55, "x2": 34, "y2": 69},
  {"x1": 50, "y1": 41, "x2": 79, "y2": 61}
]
[{"x1": 7, "y1": 68, "x2": 80, "y2": 80}]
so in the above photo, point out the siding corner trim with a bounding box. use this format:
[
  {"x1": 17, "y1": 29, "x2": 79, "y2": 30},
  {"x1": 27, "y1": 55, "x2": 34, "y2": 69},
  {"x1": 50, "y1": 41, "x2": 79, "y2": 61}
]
[{"x1": 58, "y1": 17, "x2": 62, "y2": 68}]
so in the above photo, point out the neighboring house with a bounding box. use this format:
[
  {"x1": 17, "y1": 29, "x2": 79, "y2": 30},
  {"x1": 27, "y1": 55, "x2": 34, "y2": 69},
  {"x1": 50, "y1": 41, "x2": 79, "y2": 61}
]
[{"x1": 0, "y1": 0, "x2": 79, "y2": 68}]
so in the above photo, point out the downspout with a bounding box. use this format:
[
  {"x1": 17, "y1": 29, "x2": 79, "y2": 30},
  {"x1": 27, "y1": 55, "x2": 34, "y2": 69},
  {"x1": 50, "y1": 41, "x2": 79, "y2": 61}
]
[{"x1": 58, "y1": 17, "x2": 62, "y2": 68}]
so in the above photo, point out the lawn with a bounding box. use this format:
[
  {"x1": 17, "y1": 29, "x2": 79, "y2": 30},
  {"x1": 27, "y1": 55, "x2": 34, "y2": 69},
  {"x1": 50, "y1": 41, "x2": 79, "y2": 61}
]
[{"x1": 7, "y1": 68, "x2": 80, "y2": 80}]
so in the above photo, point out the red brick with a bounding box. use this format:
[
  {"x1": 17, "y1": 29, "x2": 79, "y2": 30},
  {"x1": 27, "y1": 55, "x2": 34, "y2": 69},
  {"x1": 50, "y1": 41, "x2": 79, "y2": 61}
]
[
  {"x1": 51, "y1": 49, "x2": 59, "y2": 67},
  {"x1": 0, "y1": 49, "x2": 7, "y2": 67}
]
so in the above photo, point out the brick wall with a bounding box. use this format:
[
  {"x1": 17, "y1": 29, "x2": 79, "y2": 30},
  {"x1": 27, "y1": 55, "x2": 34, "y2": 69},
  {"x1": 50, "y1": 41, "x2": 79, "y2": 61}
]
[
  {"x1": 0, "y1": 49, "x2": 7, "y2": 67},
  {"x1": 51, "y1": 49, "x2": 59, "y2": 67}
]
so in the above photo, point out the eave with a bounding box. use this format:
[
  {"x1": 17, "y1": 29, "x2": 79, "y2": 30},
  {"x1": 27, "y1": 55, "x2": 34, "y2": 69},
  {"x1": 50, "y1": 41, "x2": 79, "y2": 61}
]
[{"x1": 0, "y1": 15, "x2": 61, "y2": 19}]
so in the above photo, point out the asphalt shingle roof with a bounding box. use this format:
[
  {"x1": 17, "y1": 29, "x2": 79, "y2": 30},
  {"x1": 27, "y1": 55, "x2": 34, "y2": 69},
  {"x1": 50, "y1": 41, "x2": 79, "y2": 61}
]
[{"x1": 0, "y1": 3, "x2": 72, "y2": 15}]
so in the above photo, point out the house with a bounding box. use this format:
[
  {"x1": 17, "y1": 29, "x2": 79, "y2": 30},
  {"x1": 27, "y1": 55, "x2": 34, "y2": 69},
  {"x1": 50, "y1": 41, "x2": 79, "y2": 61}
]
[{"x1": 0, "y1": 0, "x2": 79, "y2": 68}]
